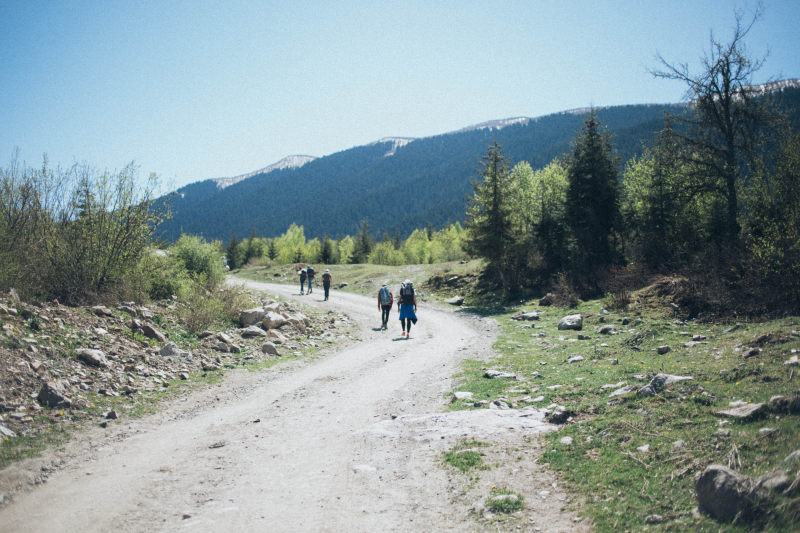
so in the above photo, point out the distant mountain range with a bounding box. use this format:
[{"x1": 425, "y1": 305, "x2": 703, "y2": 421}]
[{"x1": 155, "y1": 80, "x2": 800, "y2": 243}]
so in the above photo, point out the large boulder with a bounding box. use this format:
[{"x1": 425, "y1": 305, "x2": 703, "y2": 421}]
[
  {"x1": 38, "y1": 381, "x2": 72, "y2": 408},
  {"x1": 557, "y1": 314, "x2": 583, "y2": 331},
  {"x1": 160, "y1": 342, "x2": 191, "y2": 358},
  {"x1": 75, "y1": 348, "x2": 108, "y2": 368},
  {"x1": 241, "y1": 325, "x2": 268, "y2": 338},
  {"x1": 239, "y1": 308, "x2": 266, "y2": 327},
  {"x1": 695, "y1": 464, "x2": 764, "y2": 523},
  {"x1": 638, "y1": 373, "x2": 692, "y2": 397},
  {"x1": 262, "y1": 311, "x2": 288, "y2": 330},
  {"x1": 139, "y1": 324, "x2": 167, "y2": 343}
]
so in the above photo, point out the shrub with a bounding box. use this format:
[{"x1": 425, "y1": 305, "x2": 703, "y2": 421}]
[{"x1": 172, "y1": 235, "x2": 225, "y2": 287}]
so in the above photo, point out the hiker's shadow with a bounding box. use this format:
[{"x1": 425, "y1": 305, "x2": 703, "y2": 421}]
[{"x1": 370, "y1": 327, "x2": 384, "y2": 332}]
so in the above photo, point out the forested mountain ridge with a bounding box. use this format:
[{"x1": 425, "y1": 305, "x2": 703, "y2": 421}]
[{"x1": 156, "y1": 82, "x2": 800, "y2": 243}]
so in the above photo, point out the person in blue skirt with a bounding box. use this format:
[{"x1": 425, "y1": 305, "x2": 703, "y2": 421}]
[{"x1": 397, "y1": 279, "x2": 417, "y2": 338}]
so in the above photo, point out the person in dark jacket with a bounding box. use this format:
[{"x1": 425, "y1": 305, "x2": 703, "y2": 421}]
[
  {"x1": 377, "y1": 283, "x2": 393, "y2": 330},
  {"x1": 298, "y1": 266, "x2": 307, "y2": 295},
  {"x1": 321, "y1": 269, "x2": 332, "y2": 301}
]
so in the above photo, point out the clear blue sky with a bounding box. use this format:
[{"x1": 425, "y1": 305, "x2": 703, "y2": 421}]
[{"x1": 2, "y1": 0, "x2": 798, "y2": 189}]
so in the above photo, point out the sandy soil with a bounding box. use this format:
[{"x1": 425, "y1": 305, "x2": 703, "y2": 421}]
[{"x1": 0, "y1": 280, "x2": 588, "y2": 532}]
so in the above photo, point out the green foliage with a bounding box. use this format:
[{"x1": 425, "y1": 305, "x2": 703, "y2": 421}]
[
  {"x1": 172, "y1": 234, "x2": 225, "y2": 286},
  {"x1": 486, "y1": 488, "x2": 524, "y2": 514},
  {"x1": 444, "y1": 440, "x2": 489, "y2": 472},
  {"x1": 566, "y1": 110, "x2": 621, "y2": 284},
  {"x1": 464, "y1": 142, "x2": 514, "y2": 295},
  {"x1": 142, "y1": 252, "x2": 191, "y2": 300},
  {"x1": 0, "y1": 155, "x2": 168, "y2": 304}
]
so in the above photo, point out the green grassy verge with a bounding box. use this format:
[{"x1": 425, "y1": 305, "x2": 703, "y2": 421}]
[{"x1": 449, "y1": 296, "x2": 800, "y2": 531}]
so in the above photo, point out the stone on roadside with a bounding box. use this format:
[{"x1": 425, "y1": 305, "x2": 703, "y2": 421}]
[
  {"x1": 0, "y1": 424, "x2": 17, "y2": 438},
  {"x1": 261, "y1": 342, "x2": 279, "y2": 356},
  {"x1": 557, "y1": 314, "x2": 582, "y2": 331},
  {"x1": 76, "y1": 348, "x2": 108, "y2": 367},
  {"x1": 445, "y1": 296, "x2": 464, "y2": 306},
  {"x1": 240, "y1": 325, "x2": 268, "y2": 338},
  {"x1": 262, "y1": 311, "x2": 288, "y2": 330},
  {"x1": 452, "y1": 391, "x2": 474, "y2": 402},
  {"x1": 160, "y1": 342, "x2": 191, "y2": 358},
  {"x1": 484, "y1": 369, "x2": 516, "y2": 379},
  {"x1": 239, "y1": 308, "x2": 266, "y2": 327},
  {"x1": 37, "y1": 381, "x2": 71, "y2": 408}
]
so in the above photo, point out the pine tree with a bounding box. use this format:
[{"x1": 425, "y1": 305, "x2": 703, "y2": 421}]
[
  {"x1": 464, "y1": 142, "x2": 513, "y2": 295},
  {"x1": 566, "y1": 111, "x2": 620, "y2": 282},
  {"x1": 226, "y1": 234, "x2": 239, "y2": 270},
  {"x1": 352, "y1": 218, "x2": 373, "y2": 263}
]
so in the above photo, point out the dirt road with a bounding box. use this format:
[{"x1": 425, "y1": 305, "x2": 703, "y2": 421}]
[{"x1": 0, "y1": 280, "x2": 586, "y2": 532}]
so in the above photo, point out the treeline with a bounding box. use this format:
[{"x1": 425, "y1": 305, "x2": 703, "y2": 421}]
[
  {"x1": 464, "y1": 15, "x2": 800, "y2": 312},
  {"x1": 222, "y1": 220, "x2": 467, "y2": 270}
]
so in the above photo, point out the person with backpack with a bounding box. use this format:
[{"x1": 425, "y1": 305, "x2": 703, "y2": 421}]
[
  {"x1": 298, "y1": 266, "x2": 307, "y2": 295},
  {"x1": 397, "y1": 279, "x2": 417, "y2": 338},
  {"x1": 321, "y1": 269, "x2": 332, "y2": 301},
  {"x1": 377, "y1": 283, "x2": 393, "y2": 330},
  {"x1": 306, "y1": 265, "x2": 315, "y2": 294}
]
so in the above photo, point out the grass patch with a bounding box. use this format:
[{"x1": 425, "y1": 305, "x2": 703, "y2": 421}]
[
  {"x1": 486, "y1": 487, "x2": 524, "y2": 514},
  {"x1": 444, "y1": 439, "x2": 490, "y2": 472},
  {"x1": 450, "y1": 295, "x2": 800, "y2": 531}
]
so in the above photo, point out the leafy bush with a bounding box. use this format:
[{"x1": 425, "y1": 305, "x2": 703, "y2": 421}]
[
  {"x1": 142, "y1": 252, "x2": 191, "y2": 300},
  {"x1": 177, "y1": 283, "x2": 223, "y2": 333},
  {"x1": 172, "y1": 235, "x2": 225, "y2": 287}
]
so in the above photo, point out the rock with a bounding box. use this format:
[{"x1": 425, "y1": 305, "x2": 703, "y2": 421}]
[
  {"x1": 598, "y1": 325, "x2": 616, "y2": 335},
  {"x1": 452, "y1": 391, "x2": 474, "y2": 402},
  {"x1": 338, "y1": 282, "x2": 348, "y2": 289},
  {"x1": 742, "y1": 347, "x2": 761, "y2": 359},
  {"x1": 656, "y1": 345, "x2": 671, "y2": 354},
  {"x1": 262, "y1": 311, "x2": 288, "y2": 330},
  {"x1": 261, "y1": 342, "x2": 279, "y2": 356},
  {"x1": 240, "y1": 325, "x2": 268, "y2": 338},
  {"x1": 179, "y1": 372, "x2": 189, "y2": 380},
  {"x1": 673, "y1": 439, "x2": 686, "y2": 449},
  {"x1": 577, "y1": 334, "x2": 591, "y2": 340},
  {"x1": 538, "y1": 293, "x2": 554, "y2": 306},
  {"x1": 755, "y1": 469, "x2": 792, "y2": 493},
  {"x1": 266, "y1": 329, "x2": 287, "y2": 344},
  {"x1": 216, "y1": 332, "x2": 235, "y2": 346},
  {"x1": 489, "y1": 493, "x2": 520, "y2": 506},
  {"x1": 605, "y1": 385, "x2": 634, "y2": 399},
  {"x1": 621, "y1": 317, "x2": 632, "y2": 325},
  {"x1": 714, "y1": 403, "x2": 766, "y2": 419},
  {"x1": 557, "y1": 314, "x2": 582, "y2": 331},
  {"x1": 769, "y1": 395, "x2": 789, "y2": 413},
  {"x1": 239, "y1": 307, "x2": 266, "y2": 327},
  {"x1": 484, "y1": 369, "x2": 516, "y2": 379},
  {"x1": 215, "y1": 341, "x2": 230, "y2": 353},
  {"x1": 637, "y1": 444, "x2": 650, "y2": 453},
  {"x1": 644, "y1": 514, "x2": 665, "y2": 524},
  {"x1": 695, "y1": 464, "x2": 763, "y2": 523},
  {"x1": 139, "y1": 324, "x2": 166, "y2": 343},
  {"x1": 91, "y1": 305, "x2": 113, "y2": 317},
  {"x1": 784, "y1": 450, "x2": 800, "y2": 464},
  {"x1": 545, "y1": 406, "x2": 574, "y2": 424},
  {"x1": 105, "y1": 410, "x2": 118, "y2": 420},
  {"x1": 75, "y1": 348, "x2": 108, "y2": 367},
  {"x1": 0, "y1": 424, "x2": 17, "y2": 438},
  {"x1": 600, "y1": 381, "x2": 626, "y2": 391},
  {"x1": 784, "y1": 355, "x2": 799, "y2": 367},
  {"x1": 512, "y1": 311, "x2": 539, "y2": 321},
  {"x1": 445, "y1": 296, "x2": 464, "y2": 306},
  {"x1": 692, "y1": 334, "x2": 707, "y2": 341},
  {"x1": 560, "y1": 436, "x2": 573, "y2": 445},
  {"x1": 489, "y1": 400, "x2": 510, "y2": 410},
  {"x1": 160, "y1": 342, "x2": 191, "y2": 358},
  {"x1": 638, "y1": 373, "x2": 692, "y2": 397},
  {"x1": 37, "y1": 381, "x2": 71, "y2": 408},
  {"x1": 566, "y1": 355, "x2": 584, "y2": 364}
]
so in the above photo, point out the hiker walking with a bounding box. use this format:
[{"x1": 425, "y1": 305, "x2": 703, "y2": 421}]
[
  {"x1": 306, "y1": 265, "x2": 315, "y2": 294},
  {"x1": 321, "y1": 269, "x2": 332, "y2": 301},
  {"x1": 298, "y1": 266, "x2": 307, "y2": 295},
  {"x1": 377, "y1": 283, "x2": 393, "y2": 330},
  {"x1": 397, "y1": 279, "x2": 417, "y2": 338}
]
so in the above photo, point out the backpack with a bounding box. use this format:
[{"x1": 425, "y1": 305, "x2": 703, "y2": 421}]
[
  {"x1": 299, "y1": 269, "x2": 307, "y2": 280},
  {"x1": 400, "y1": 283, "x2": 415, "y2": 305},
  {"x1": 379, "y1": 286, "x2": 392, "y2": 305},
  {"x1": 306, "y1": 266, "x2": 315, "y2": 276}
]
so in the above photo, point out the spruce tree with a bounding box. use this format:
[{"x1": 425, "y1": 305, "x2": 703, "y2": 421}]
[
  {"x1": 566, "y1": 110, "x2": 620, "y2": 282},
  {"x1": 464, "y1": 141, "x2": 513, "y2": 295},
  {"x1": 226, "y1": 234, "x2": 239, "y2": 270}
]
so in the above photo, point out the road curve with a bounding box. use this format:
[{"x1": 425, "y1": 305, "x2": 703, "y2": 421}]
[{"x1": 0, "y1": 279, "x2": 493, "y2": 532}]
